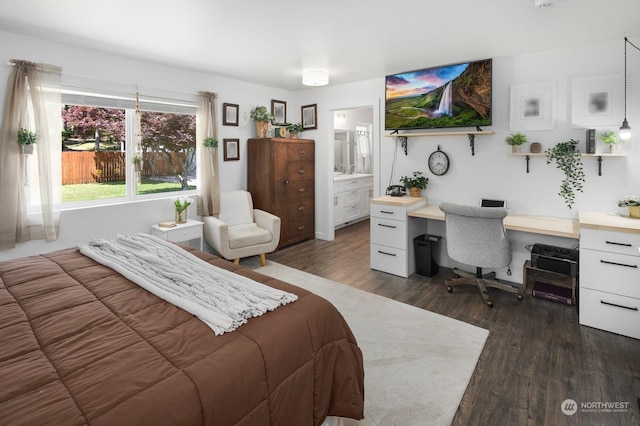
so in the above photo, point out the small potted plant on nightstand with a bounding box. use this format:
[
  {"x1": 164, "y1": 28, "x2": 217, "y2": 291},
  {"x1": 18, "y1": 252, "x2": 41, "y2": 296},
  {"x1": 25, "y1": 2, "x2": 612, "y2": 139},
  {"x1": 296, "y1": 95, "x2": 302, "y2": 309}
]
[
  {"x1": 505, "y1": 132, "x2": 527, "y2": 153},
  {"x1": 400, "y1": 171, "x2": 429, "y2": 197}
]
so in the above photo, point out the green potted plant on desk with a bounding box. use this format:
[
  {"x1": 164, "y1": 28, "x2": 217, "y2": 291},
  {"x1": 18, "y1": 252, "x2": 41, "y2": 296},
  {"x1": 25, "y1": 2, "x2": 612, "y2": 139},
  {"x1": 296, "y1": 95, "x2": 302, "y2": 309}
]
[
  {"x1": 617, "y1": 195, "x2": 640, "y2": 219},
  {"x1": 545, "y1": 139, "x2": 585, "y2": 209},
  {"x1": 505, "y1": 132, "x2": 527, "y2": 153},
  {"x1": 400, "y1": 171, "x2": 429, "y2": 197}
]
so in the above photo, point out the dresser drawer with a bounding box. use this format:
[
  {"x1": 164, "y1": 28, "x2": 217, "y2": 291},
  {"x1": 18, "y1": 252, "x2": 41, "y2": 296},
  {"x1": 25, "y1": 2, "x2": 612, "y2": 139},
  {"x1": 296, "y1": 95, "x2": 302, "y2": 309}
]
[
  {"x1": 580, "y1": 249, "x2": 640, "y2": 297},
  {"x1": 345, "y1": 203, "x2": 362, "y2": 222},
  {"x1": 579, "y1": 288, "x2": 640, "y2": 339},
  {"x1": 370, "y1": 217, "x2": 406, "y2": 248},
  {"x1": 370, "y1": 244, "x2": 408, "y2": 277},
  {"x1": 580, "y1": 228, "x2": 640, "y2": 256},
  {"x1": 370, "y1": 203, "x2": 407, "y2": 220}
]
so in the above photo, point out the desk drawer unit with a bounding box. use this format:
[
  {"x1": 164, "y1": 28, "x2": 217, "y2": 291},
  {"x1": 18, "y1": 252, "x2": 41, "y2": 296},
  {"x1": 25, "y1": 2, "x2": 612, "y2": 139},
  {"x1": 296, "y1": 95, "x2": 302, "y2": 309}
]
[
  {"x1": 579, "y1": 227, "x2": 640, "y2": 339},
  {"x1": 370, "y1": 197, "x2": 426, "y2": 278}
]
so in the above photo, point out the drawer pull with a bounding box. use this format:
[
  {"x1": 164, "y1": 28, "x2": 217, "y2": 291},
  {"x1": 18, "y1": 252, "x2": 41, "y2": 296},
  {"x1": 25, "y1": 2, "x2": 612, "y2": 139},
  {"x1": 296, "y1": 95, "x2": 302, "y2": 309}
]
[
  {"x1": 298, "y1": 187, "x2": 305, "y2": 192},
  {"x1": 605, "y1": 240, "x2": 632, "y2": 247},
  {"x1": 600, "y1": 300, "x2": 639, "y2": 312},
  {"x1": 298, "y1": 225, "x2": 305, "y2": 230},
  {"x1": 298, "y1": 169, "x2": 305, "y2": 174},
  {"x1": 600, "y1": 259, "x2": 638, "y2": 269},
  {"x1": 284, "y1": 180, "x2": 289, "y2": 184},
  {"x1": 378, "y1": 250, "x2": 397, "y2": 257},
  {"x1": 299, "y1": 206, "x2": 305, "y2": 211},
  {"x1": 380, "y1": 210, "x2": 394, "y2": 215},
  {"x1": 299, "y1": 150, "x2": 305, "y2": 154},
  {"x1": 378, "y1": 223, "x2": 397, "y2": 229}
]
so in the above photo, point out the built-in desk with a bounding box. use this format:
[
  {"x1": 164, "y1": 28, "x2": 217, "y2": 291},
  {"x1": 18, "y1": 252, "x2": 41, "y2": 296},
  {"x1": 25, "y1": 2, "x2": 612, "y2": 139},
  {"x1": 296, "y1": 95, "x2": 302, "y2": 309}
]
[{"x1": 408, "y1": 204, "x2": 580, "y2": 239}]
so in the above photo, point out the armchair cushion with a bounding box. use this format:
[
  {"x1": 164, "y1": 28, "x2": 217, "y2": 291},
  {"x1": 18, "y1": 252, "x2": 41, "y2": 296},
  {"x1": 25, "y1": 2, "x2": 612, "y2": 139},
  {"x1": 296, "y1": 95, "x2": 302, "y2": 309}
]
[
  {"x1": 219, "y1": 191, "x2": 254, "y2": 226},
  {"x1": 228, "y1": 223, "x2": 273, "y2": 249}
]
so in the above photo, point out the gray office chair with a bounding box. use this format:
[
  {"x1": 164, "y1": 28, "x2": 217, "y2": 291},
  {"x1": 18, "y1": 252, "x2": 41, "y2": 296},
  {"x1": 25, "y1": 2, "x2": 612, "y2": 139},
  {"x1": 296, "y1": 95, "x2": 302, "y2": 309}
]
[{"x1": 440, "y1": 202, "x2": 523, "y2": 307}]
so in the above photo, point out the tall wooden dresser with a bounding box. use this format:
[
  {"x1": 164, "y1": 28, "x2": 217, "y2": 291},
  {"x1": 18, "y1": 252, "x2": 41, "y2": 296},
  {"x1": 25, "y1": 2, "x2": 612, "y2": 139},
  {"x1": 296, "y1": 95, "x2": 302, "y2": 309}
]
[{"x1": 247, "y1": 137, "x2": 315, "y2": 248}]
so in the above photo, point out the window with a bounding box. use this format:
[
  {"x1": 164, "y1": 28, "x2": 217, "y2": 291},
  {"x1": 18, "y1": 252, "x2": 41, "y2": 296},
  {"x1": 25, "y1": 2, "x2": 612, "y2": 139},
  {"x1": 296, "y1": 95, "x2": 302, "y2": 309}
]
[{"x1": 60, "y1": 89, "x2": 197, "y2": 205}]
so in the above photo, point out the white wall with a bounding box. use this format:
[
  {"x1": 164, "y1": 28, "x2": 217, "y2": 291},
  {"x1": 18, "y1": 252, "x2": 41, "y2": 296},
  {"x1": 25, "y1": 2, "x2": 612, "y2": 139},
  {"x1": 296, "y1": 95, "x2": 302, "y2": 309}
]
[{"x1": 1, "y1": 30, "x2": 638, "y2": 282}]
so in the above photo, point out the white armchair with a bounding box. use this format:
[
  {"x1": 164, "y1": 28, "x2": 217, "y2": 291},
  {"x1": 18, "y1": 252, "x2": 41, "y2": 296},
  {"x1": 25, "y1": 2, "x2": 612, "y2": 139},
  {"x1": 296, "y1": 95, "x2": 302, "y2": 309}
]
[{"x1": 203, "y1": 190, "x2": 280, "y2": 266}]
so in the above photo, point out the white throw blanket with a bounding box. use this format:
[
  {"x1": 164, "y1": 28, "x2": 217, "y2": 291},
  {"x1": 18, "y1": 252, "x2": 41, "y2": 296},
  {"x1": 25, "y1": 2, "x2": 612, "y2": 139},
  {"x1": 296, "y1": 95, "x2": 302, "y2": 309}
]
[{"x1": 78, "y1": 233, "x2": 297, "y2": 335}]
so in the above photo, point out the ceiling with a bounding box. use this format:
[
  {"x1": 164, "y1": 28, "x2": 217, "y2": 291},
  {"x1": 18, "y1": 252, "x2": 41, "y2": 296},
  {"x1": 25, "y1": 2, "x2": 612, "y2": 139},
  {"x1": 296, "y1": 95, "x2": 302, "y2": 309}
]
[{"x1": 0, "y1": 0, "x2": 639, "y2": 91}]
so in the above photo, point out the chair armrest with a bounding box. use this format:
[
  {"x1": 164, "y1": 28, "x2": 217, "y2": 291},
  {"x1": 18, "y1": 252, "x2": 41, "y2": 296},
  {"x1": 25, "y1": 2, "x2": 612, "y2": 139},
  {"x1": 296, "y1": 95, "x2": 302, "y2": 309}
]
[
  {"x1": 203, "y1": 216, "x2": 229, "y2": 255},
  {"x1": 254, "y1": 209, "x2": 281, "y2": 236}
]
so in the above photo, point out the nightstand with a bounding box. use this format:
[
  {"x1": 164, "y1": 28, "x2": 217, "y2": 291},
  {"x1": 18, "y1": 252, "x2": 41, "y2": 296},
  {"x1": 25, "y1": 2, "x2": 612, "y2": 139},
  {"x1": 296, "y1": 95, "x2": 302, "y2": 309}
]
[{"x1": 150, "y1": 219, "x2": 204, "y2": 250}]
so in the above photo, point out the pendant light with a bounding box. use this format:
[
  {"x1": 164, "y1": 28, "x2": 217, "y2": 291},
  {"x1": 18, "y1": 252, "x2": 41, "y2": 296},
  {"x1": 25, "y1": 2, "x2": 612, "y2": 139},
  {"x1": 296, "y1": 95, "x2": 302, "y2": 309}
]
[{"x1": 619, "y1": 37, "x2": 632, "y2": 141}]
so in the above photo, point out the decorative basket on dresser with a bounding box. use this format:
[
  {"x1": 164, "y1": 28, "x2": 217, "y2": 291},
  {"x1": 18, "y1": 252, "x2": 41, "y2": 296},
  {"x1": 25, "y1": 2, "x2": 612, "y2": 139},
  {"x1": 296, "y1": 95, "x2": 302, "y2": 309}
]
[
  {"x1": 247, "y1": 137, "x2": 315, "y2": 248},
  {"x1": 578, "y1": 212, "x2": 640, "y2": 340}
]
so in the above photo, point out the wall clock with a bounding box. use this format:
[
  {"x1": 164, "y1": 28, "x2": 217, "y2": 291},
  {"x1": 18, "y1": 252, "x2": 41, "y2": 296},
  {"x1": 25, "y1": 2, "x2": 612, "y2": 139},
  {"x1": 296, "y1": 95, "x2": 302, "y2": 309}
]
[{"x1": 428, "y1": 145, "x2": 450, "y2": 176}]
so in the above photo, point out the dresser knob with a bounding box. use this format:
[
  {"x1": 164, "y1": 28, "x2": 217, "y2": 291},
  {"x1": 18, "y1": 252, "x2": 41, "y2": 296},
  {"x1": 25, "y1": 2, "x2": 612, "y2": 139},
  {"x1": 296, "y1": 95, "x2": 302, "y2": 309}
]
[
  {"x1": 299, "y1": 206, "x2": 305, "y2": 211},
  {"x1": 284, "y1": 180, "x2": 289, "y2": 184},
  {"x1": 298, "y1": 169, "x2": 305, "y2": 174},
  {"x1": 298, "y1": 225, "x2": 305, "y2": 230},
  {"x1": 298, "y1": 187, "x2": 305, "y2": 192}
]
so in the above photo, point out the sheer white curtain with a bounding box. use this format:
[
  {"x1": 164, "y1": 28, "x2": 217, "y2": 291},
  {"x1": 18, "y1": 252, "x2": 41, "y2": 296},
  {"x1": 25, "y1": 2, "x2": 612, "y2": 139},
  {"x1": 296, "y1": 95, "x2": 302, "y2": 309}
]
[
  {"x1": 197, "y1": 91, "x2": 220, "y2": 217},
  {"x1": 0, "y1": 60, "x2": 62, "y2": 250}
]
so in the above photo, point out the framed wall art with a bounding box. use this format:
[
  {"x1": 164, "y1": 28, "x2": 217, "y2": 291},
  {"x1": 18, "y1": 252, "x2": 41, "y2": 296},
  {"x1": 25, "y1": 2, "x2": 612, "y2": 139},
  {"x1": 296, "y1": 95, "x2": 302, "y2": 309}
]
[
  {"x1": 271, "y1": 99, "x2": 286, "y2": 125},
  {"x1": 509, "y1": 82, "x2": 554, "y2": 131},
  {"x1": 571, "y1": 75, "x2": 622, "y2": 128},
  {"x1": 223, "y1": 138, "x2": 240, "y2": 161},
  {"x1": 222, "y1": 103, "x2": 239, "y2": 126},
  {"x1": 301, "y1": 103, "x2": 317, "y2": 130}
]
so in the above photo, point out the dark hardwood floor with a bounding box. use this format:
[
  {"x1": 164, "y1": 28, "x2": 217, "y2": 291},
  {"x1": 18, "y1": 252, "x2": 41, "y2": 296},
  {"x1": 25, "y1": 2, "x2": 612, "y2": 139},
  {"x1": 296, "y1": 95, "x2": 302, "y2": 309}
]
[{"x1": 266, "y1": 219, "x2": 640, "y2": 426}]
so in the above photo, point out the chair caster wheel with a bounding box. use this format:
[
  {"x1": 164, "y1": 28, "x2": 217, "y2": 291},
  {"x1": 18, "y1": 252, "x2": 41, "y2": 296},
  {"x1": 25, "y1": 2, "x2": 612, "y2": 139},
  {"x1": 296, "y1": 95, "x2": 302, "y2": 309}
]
[
  {"x1": 516, "y1": 293, "x2": 523, "y2": 301},
  {"x1": 486, "y1": 300, "x2": 493, "y2": 307},
  {"x1": 447, "y1": 286, "x2": 453, "y2": 293}
]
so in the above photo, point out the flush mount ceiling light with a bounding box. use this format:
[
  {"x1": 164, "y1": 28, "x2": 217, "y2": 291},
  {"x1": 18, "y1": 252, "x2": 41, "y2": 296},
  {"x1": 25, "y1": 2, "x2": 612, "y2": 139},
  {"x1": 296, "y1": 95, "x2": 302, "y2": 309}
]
[
  {"x1": 534, "y1": 0, "x2": 557, "y2": 8},
  {"x1": 302, "y1": 70, "x2": 329, "y2": 86}
]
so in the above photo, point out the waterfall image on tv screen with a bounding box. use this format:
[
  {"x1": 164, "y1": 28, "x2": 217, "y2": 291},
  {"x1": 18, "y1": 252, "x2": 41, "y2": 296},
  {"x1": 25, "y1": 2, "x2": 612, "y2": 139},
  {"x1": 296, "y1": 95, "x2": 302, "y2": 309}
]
[{"x1": 385, "y1": 58, "x2": 492, "y2": 130}]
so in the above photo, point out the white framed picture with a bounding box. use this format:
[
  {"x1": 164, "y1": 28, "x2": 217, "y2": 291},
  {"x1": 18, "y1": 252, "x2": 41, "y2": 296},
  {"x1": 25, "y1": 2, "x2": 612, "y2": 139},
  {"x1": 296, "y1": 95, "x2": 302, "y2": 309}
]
[
  {"x1": 571, "y1": 75, "x2": 622, "y2": 128},
  {"x1": 509, "y1": 82, "x2": 554, "y2": 131}
]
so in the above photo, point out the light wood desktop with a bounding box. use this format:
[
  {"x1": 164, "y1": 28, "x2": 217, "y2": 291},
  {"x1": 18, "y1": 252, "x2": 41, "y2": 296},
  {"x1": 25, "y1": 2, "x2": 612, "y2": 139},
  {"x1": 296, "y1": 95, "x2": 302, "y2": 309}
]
[{"x1": 408, "y1": 204, "x2": 580, "y2": 239}]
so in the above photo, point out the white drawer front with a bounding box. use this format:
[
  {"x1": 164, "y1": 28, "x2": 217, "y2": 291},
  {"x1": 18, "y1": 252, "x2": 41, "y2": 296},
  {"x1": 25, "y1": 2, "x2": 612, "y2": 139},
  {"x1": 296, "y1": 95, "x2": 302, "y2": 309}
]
[
  {"x1": 360, "y1": 178, "x2": 373, "y2": 189},
  {"x1": 371, "y1": 217, "x2": 406, "y2": 248},
  {"x1": 344, "y1": 180, "x2": 361, "y2": 191},
  {"x1": 371, "y1": 203, "x2": 407, "y2": 220},
  {"x1": 345, "y1": 204, "x2": 362, "y2": 222},
  {"x1": 333, "y1": 182, "x2": 345, "y2": 193},
  {"x1": 344, "y1": 190, "x2": 361, "y2": 204},
  {"x1": 580, "y1": 228, "x2": 640, "y2": 256},
  {"x1": 580, "y1": 249, "x2": 640, "y2": 298},
  {"x1": 173, "y1": 225, "x2": 202, "y2": 242},
  {"x1": 371, "y1": 243, "x2": 408, "y2": 277},
  {"x1": 579, "y1": 288, "x2": 640, "y2": 339}
]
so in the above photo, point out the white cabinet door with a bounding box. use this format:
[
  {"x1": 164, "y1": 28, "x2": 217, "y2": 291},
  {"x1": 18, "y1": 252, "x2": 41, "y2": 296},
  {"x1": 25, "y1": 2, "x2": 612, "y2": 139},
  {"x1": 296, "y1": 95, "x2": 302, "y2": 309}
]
[{"x1": 334, "y1": 193, "x2": 345, "y2": 225}]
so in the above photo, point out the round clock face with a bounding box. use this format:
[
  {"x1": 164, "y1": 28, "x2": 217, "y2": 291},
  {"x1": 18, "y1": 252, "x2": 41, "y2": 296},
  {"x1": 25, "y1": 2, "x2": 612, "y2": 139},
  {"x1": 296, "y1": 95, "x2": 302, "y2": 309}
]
[
  {"x1": 278, "y1": 127, "x2": 287, "y2": 137},
  {"x1": 428, "y1": 149, "x2": 450, "y2": 176}
]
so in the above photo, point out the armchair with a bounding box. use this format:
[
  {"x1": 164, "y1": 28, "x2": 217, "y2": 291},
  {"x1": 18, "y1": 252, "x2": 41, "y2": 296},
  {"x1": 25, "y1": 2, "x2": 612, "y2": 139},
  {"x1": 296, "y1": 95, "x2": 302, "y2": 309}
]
[{"x1": 203, "y1": 191, "x2": 280, "y2": 266}]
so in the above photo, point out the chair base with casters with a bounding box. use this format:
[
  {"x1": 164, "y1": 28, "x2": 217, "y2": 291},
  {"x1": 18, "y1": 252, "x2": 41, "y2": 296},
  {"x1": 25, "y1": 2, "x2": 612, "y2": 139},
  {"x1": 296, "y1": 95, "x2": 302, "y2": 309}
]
[
  {"x1": 203, "y1": 191, "x2": 281, "y2": 266},
  {"x1": 445, "y1": 267, "x2": 523, "y2": 307}
]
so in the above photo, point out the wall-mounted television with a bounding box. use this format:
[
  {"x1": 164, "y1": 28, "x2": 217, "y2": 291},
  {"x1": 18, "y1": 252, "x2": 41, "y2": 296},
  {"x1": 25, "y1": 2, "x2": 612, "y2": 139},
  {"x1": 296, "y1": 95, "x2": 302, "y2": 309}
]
[{"x1": 385, "y1": 58, "x2": 492, "y2": 131}]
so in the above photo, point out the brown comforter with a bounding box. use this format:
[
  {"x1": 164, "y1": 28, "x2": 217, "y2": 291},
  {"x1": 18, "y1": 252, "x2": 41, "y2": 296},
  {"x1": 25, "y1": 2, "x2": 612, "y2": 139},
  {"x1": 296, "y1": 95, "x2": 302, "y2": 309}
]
[{"x1": 0, "y1": 246, "x2": 364, "y2": 425}]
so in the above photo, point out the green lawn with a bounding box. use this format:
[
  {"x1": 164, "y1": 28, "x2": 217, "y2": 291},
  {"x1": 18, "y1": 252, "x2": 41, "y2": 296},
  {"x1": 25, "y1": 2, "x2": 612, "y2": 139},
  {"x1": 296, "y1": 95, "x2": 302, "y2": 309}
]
[{"x1": 62, "y1": 179, "x2": 195, "y2": 202}]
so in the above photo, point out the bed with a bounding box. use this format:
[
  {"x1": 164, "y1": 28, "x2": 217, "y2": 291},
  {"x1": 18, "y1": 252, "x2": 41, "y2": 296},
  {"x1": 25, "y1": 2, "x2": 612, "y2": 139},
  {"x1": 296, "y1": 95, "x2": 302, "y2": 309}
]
[{"x1": 0, "y1": 243, "x2": 364, "y2": 425}]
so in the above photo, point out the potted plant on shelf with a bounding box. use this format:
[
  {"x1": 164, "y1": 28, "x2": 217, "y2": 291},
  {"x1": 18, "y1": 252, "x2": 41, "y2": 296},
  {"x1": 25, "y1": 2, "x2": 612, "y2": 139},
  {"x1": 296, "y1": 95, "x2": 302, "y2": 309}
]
[
  {"x1": 505, "y1": 132, "x2": 527, "y2": 153},
  {"x1": 285, "y1": 122, "x2": 304, "y2": 139},
  {"x1": 617, "y1": 195, "x2": 640, "y2": 219},
  {"x1": 17, "y1": 128, "x2": 37, "y2": 155},
  {"x1": 250, "y1": 105, "x2": 274, "y2": 138},
  {"x1": 599, "y1": 131, "x2": 618, "y2": 153},
  {"x1": 545, "y1": 139, "x2": 585, "y2": 209},
  {"x1": 400, "y1": 171, "x2": 429, "y2": 197}
]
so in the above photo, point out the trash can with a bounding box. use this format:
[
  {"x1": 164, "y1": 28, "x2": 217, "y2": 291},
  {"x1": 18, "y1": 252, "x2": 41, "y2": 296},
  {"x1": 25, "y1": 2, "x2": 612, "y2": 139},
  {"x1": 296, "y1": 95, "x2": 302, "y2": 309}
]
[{"x1": 413, "y1": 234, "x2": 440, "y2": 277}]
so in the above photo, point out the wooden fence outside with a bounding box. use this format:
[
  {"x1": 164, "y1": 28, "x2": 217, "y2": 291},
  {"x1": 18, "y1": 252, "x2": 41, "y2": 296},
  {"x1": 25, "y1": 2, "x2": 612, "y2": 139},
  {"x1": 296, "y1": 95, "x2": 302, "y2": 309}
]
[{"x1": 62, "y1": 152, "x2": 188, "y2": 185}]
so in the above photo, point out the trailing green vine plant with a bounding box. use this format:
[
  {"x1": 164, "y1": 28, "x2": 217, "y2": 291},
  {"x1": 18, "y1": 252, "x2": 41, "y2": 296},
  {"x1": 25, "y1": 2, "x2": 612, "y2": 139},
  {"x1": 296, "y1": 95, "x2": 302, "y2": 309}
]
[{"x1": 545, "y1": 139, "x2": 585, "y2": 209}]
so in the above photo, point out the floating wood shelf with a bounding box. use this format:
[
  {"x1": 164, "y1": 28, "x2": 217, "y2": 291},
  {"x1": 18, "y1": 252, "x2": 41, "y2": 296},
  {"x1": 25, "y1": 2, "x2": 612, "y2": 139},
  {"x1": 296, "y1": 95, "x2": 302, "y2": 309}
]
[
  {"x1": 385, "y1": 130, "x2": 495, "y2": 156},
  {"x1": 508, "y1": 152, "x2": 627, "y2": 176}
]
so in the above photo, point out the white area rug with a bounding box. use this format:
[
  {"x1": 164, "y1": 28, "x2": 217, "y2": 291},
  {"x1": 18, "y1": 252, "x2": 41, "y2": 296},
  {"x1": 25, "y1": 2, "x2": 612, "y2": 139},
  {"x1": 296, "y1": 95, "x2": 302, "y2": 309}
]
[{"x1": 243, "y1": 259, "x2": 489, "y2": 426}]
